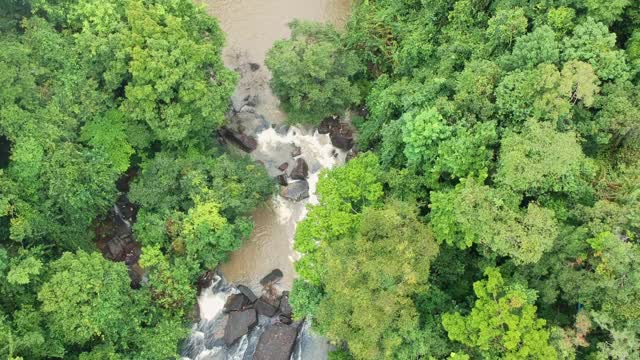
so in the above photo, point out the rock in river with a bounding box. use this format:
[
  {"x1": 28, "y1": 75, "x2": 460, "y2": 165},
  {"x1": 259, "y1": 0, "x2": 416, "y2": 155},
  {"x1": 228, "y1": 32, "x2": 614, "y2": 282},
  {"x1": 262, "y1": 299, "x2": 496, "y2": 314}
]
[
  {"x1": 280, "y1": 180, "x2": 309, "y2": 201},
  {"x1": 289, "y1": 158, "x2": 309, "y2": 180},
  {"x1": 224, "y1": 309, "x2": 257, "y2": 345},
  {"x1": 254, "y1": 298, "x2": 278, "y2": 317},
  {"x1": 219, "y1": 127, "x2": 257, "y2": 152},
  {"x1": 224, "y1": 293, "x2": 249, "y2": 313},
  {"x1": 253, "y1": 324, "x2": 298, "y2": 360},
  {"x1": 260, "y1": 269, "x2": 284, "y2": 286},
  {"x1": 237, "y1": 285, "x2": 258, "y2": 303}
]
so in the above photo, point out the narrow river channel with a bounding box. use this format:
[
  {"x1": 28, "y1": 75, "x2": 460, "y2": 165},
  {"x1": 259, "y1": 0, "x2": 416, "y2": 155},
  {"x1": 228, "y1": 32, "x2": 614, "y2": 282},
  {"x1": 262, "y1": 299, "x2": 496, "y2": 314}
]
[{"x1": 182, "y1": 1, "x2": 352, "y2": 359}]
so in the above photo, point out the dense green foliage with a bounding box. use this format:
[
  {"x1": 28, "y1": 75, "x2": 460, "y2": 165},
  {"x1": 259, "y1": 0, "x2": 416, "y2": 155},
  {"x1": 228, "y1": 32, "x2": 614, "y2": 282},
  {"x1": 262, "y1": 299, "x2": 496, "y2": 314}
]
[
  {"x1": 0, "y1": 0, "x2": 272, "y2": 358},
  {"x1": 278, "y1": 1, "x2": 640, "y2": 359},
  {"x1": 266, "y1": 20, "x2": 362, "y2": 124}
]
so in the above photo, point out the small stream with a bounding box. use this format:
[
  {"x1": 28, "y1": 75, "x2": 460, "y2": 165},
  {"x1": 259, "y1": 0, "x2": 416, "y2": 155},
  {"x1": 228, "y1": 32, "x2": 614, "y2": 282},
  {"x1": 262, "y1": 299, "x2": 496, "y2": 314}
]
[{"x1": 182, "y1": 1, "x2": 352, "y2": 359}]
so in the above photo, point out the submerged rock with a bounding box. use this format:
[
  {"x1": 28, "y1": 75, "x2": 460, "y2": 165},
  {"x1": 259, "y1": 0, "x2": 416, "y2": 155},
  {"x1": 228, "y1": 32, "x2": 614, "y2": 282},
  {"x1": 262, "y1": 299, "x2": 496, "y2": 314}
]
[
  {"x1": 260, "y1": 269, "x2": 284, "y2": 286},
  {"x1": 237, "y1": 285, "x2": 258, "y2": 303},
  {"x1": 253, "y1": 324, "x2": 298, "y2": 360},
  {"x1": 289, "y1": 158, "x2": 309, "y2": 180},
  {"x1": 280, "y1": 180, "x2": 309, "y2": 201},
  {"x1": 224, "y1": 309, "x2": 258, "y2": 345}
]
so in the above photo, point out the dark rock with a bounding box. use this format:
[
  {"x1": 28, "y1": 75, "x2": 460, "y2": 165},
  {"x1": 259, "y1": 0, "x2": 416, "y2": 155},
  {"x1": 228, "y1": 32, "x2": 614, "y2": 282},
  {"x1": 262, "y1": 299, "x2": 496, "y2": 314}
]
[
  {"x1": 280, "y1": 180, "x2": 309, "y2": 201},
  {"x1": 249, "y1": 63, "x2": 260, "y2": 71},
  {"x1": 237, "y1": 285, "x2": 258, "y2": 303},
  {"x1": 229, "y1": 112, "x2": 269, "y2": 136},
  {"x1": 278, "y1": 295, "x2": 292, "y2": 317},
  {"x1": 224, "y1": 309, "x2": 258, "y2": 345},
  {"x1": 220, "y1": 128, "x2": 257, "y2": 152},
  {"x1": 253, "y1": 324, "x2": 298, "y2": 360},
  {"x1": 277, "y1": 162, "x2": 289, "y2": 172},
  {"x1": 275, "y1": 174, "x2": 288, "y2": 186},
  {"x1": 289, "y1": 158, "x2": 309, "y2": 180},
  {"x1": 129, "y1": 263, "x2": 144, "y2": 289},
  {"x1": 274, "y1": 124, "x2": 290, "y2": 135},
  {"x1": 282, "y1": 291, "x2": 290, "y2": 297},
  {"x1": 318, "y1": 117, "x2": 339, "y2": 135},
  {"x1": 260, "y1": 269, "x2": 284, "y2": 286},
  {"x1": 290, "y1": 145, "x2": 302, "y2": 158},
  {"x1": 255, "y1": 298, "x2": 278, "y2": 317},
  {"x1": 224, "y1": 293, "x2": 249, "y2": 313},
  {"x1": 115, "y1": 167, "x2": 139, "y2": 192},
  {"x1": 278, "y1": 314, "x2": 292, "y2": 325},
  {"x1": 197, "y1": 271, "x2": 214, "y2": 290},
  {"x1": 318, "y1": 117, "x2": 355, "y2": 150},
  {"x1": 244, "y1": 94, "x2": 257, "y2": 107},
  {"x1": 329, "y1": 124, "x2": 354, "y2": 151}
]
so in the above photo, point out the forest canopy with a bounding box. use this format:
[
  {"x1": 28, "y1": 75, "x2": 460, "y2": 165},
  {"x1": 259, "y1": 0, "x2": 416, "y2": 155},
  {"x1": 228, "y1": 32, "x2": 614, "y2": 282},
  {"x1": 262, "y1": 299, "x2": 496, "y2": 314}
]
[
  {"x1": 0, "y1": 0, "x2": 272, "y2": 358},
  {"x1": 269, "y1": 1, "x2": 640, "y2": 359},
  {"x1": 2, "y1": 0, "x2": 640, "y2": 358}
]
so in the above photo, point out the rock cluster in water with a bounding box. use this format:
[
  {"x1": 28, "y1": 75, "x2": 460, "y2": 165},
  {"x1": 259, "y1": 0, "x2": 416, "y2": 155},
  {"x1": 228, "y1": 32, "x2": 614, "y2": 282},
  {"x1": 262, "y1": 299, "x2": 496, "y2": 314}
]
[{"x1": 220, "y1": 269, "x2": 301, "y2": 360}]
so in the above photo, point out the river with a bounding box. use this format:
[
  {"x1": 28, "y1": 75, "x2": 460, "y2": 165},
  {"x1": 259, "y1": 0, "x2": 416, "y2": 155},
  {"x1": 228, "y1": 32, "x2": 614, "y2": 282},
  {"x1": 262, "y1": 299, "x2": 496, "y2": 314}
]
[{"x1": 182, "y1": 1, "x2": 352, "y2": 359}]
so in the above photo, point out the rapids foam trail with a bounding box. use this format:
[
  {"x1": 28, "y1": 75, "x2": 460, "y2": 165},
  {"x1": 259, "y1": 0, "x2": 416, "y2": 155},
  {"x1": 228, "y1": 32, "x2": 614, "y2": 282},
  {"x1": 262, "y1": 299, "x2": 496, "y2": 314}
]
[{"x1": 218, "y1": 126, "x2": 346, "y2": 292}]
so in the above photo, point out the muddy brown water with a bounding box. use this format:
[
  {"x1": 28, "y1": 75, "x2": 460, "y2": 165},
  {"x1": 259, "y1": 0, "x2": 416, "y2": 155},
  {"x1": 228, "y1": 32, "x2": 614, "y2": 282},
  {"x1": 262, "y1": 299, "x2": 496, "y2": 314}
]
[{"x1": 200, "y1": 0, "x2": 352, "y2": 292}]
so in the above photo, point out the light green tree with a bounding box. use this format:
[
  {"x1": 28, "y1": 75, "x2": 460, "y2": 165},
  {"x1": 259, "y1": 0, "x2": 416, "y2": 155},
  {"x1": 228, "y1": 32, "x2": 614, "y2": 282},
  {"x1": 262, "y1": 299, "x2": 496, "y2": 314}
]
[
  {"x1": 442, "y1": 267, "x2": 557, "y2": 359},
  {"x1": 266, "y1": 20, "x2": 361, "y2": 123}
]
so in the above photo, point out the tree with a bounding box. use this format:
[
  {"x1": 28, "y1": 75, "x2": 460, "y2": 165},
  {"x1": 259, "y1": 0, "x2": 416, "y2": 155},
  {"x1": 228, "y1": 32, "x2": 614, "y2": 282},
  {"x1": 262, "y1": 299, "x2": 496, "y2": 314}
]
[
  {"x1": 430, "y1": 178, "x2": 559, "y2": 264},
  {"x1": 37, "y1": 251, "x2": 133, "y2": 346},
  {"x1": 442, "y1": 267, "x2": 557, "y2": 359},
  {"x1": 266, "y1": 20, "x2": 361, "y2": 124},
  {"x1": 311, "y1": 202, "x2": 439, "y2": 359},
  {"x1": 496, "y1": 121, "x2": 595, "y2": 198}
]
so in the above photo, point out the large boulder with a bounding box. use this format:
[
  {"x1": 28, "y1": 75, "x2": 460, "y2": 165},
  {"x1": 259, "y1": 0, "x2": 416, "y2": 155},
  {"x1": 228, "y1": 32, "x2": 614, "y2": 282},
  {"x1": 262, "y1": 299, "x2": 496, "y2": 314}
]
[
  {"x1": 255, "y1": 298, "x2": 278, "y2": 317},
  {"x1": 224, "y1": 309, "x2": 258, "y2": 346},
  {"x1": 280, "y1": 180, "x2": 309, "y2": 201},
  {"x1": 237, "y1": 285, "x2": 258, "y2": 303},
  {"x1": 318, "y1": 117, "x2": 355, "y2": 151},
  {"x1": 260, "y1": 269, "x2": 284, "y2": 286},
  {"x1": 318, "y1": 117, "x2": 339, "y2": 135},
  {"x1": 289, "y1": 158, "x2": 309, "y2": 180},
  {"x1": 329, "y1": 124, "x2": 354, "y2": 151},
  {"x1": 219, "y1": 127, "x2": 258, "y2": 152},
  {"x1": 224, "y1": 293, "x2": 249, "y2": 313},
  {"x1": 253, "y1": 324, "x2": 298, "y2": 360}
]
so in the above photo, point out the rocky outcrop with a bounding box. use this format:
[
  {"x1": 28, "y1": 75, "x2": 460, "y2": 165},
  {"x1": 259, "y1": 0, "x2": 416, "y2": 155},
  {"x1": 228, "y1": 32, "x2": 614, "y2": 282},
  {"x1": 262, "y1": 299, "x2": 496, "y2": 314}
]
[
  {"x1": 253, "y1": 324, "x2": 298, "y2": 360},
  {"x1": 289, "y1": 158, "x2": 308, "y2": 180},
  {"x1": 280, "y1": 180, "x2": 309, "y2": 201},
  {"x1": 260, "y1": 269, "x2": 284, "y2": 286},
  {"x1": 219, "y1": 127, "x2": 258, "y2": 152},
  {"x1": 224, "y1": 309, "x2": 258, "y2": 345}
]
